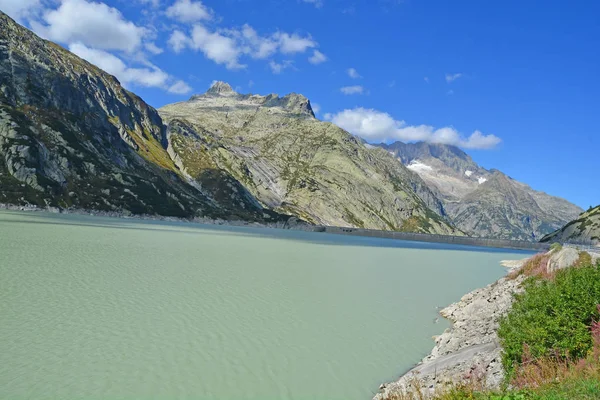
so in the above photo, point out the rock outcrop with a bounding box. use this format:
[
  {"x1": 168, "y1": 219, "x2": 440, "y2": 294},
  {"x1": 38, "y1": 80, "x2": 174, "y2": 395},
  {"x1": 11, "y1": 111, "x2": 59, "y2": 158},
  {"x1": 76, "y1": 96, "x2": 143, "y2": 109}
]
[
  {"x1": 158, "y1": 83, "x2": 459, "y2": 234},
  {"x1": 380, "y1": 142, "x2": 582, "y2": 241},
  {"x1": 541, "y1": 205, "x2": 600, "y2": 245},
  {"x1": 375, "y1": 273, "x2": 526, "y2": 399},
  {"x1": 0, "y1": 12, "x2": 296, "y2": 223}
]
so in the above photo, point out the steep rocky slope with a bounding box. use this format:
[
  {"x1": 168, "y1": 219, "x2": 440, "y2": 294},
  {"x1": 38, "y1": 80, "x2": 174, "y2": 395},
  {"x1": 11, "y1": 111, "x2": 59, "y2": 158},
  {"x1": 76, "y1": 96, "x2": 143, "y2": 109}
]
[
  {"x1": 541, "y1": 205, "x2": 600, "y2": 245},
  {"x1": 0, "y1": 12, "x2": 283, "y2": 222},
  {"x1": 380, "y1": 142, "x2": 582, "y2": 240},
  {"x1": 159, "y1": 83, "x2": 458, "y2": 234}
]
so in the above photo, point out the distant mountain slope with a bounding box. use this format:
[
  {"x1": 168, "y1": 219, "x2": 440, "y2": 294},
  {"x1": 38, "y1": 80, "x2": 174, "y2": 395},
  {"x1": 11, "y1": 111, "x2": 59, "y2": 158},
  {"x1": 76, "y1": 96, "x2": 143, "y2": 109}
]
[
  {"x1": 0, "y1": 12, "x2": 281, "y2": 222},
  {"x1": 541, "y1": 205, "x2": 600, "y2": 245},
  {"x1": 158, "y1": 83, "x2": 459, "y2": 234},
  {"x1": 380, "y1": 142, "x2": 582, "y2": 240}
]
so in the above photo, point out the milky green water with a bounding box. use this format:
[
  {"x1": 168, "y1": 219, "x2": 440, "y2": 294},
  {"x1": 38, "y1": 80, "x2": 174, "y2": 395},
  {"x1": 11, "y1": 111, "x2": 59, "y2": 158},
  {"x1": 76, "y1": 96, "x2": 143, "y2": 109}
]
[{"x1": 0, "y1": 210, "x2": 532, "y2": 400}]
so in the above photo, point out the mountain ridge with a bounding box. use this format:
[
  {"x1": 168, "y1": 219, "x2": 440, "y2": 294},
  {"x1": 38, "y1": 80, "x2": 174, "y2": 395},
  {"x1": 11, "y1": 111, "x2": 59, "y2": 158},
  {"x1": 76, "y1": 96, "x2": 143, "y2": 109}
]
[{"x1": 380, "y1": 141, "x2": 582, "y2": 240}]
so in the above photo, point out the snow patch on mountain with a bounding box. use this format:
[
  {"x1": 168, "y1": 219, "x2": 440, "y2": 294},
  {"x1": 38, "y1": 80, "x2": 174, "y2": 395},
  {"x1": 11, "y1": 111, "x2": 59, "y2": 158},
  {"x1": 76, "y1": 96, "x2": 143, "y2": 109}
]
[{"x1": 407, "y1": 160, "x2": 434, "y2": 173}]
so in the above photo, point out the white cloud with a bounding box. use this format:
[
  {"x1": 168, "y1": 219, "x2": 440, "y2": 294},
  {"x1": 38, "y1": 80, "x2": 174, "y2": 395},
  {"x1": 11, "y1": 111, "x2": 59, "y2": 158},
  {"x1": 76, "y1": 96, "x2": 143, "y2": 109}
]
[
  {"x1": 169, "y1": 23, "x2": 319, "y2": 70},
  {"x1": 269, "y1": 60, "x2": 293, "y2": 74},
  {"x1": 424, "y1": 76, "x2": 429, "y2": 83},
  {"x1": 302, "y1": 0, "x2": 323, "y2": 7},
  {"x1": 165, "y1": 0, "x2": 211, "y2": 23},
  {"x1": 308, "y1": 50, "x2": 327, "y2": 64},
  {"x1": 145, "y1": 42, "x2": 163, "y2": 55},
  {"x1": 328, "y1": 107, "x2": 502, "y2": 149},
  {"x1": 190, "y1": 24, "x2": 245, "y2": 69},
  {"x1": 311, "y1": 103, "x2": 321, "y2": 114},
  {"x1": 340, "y1": 85, "x2": 364, "y2": 95},
  {"x1": 69, "y1": 43, "x2": 190, "y2": 93},
  {"x1": 168, "y1": 30, "x2": 189, "y2": 53},
  {"x1": 168, "y1": 80, "x2": 192, "y2": 94},
  {"x1": 0, "y1": 0, "x2": 42, "y2": 22},
  {"x1": 248, "y1": 80, "x2": 255, "y2": 88},
  {"x1": 238, "y1": 24, "x2": 278, "y2": 59},
  {"x1": 275, "y1": 32, "x2": 316, "y2": 54},
  {"x1": 35, "y1": 0, "x2": 146, "y2": 53},
  {"x1": 347, "y1": 68, "x2": 361, "y2": 79},
  {"x1": 445, "y1": 73, "x2": 463, "y2": 83}
]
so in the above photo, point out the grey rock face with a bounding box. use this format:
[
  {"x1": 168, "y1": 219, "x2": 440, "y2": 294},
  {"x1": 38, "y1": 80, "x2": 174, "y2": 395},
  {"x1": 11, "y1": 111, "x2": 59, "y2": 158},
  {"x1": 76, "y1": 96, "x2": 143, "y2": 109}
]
[
  {"x1": 375, "y1": 269, "x2": 527, "y2": 399},
  {"x1": 159, "y1": 84, "x2": 459, "y2": 234},
  {"x1": 380, "y1": 141, "x2": 582, "y2": 240},
  {"x1": 542, "y1": 205, "x2": 600, "y2": 245},
  {"x1": 0, "y1": 12, "x2": 285, "y2": 223}
]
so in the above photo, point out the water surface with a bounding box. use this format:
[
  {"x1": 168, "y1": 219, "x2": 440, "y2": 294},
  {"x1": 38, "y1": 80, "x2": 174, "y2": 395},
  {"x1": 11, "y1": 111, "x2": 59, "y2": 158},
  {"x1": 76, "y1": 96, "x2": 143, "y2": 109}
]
[{"x1": 0, "y1": 211, "x2": 533, "y2": 399}]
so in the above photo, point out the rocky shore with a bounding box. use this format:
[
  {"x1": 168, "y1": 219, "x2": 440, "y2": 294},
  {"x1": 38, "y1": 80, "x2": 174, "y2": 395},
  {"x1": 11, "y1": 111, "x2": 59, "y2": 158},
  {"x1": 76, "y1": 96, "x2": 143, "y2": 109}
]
[
  {"x1": 374, "y1": 266, "x2": 527, "y2": 399},
  {"x1": 374, "y1": 248, "x2": 600, "y2": 400}
]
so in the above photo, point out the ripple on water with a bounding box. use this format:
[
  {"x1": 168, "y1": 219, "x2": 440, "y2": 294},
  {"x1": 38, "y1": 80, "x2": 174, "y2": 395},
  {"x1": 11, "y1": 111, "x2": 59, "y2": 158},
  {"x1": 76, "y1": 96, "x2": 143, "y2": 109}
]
[{"x1": 0, "y1": 211, "x2": 533, "y2": 400}]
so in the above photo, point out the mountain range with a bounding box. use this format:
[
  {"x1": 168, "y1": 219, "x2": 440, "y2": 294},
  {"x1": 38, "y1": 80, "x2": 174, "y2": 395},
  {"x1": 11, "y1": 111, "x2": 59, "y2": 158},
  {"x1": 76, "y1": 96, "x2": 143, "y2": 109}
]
[
  {"x1": 380, "y1": 142, "x2": 582, "y2": 240},
  {"x1": 0, "y1": 12, "x2": 584, "y2": 240}
]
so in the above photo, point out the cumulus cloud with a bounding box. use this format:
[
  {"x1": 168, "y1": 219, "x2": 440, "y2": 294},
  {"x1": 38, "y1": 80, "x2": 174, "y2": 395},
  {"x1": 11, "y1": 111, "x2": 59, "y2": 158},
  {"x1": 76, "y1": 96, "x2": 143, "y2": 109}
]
[
  {"x1": 327, "y1": 108, "x2": 501, "y2": 149},
  {"x1": 308, "y1": 50, "x2": 327, "y2": 64},
  {"x1": 0, "y1": 0, "x2": 42, "y2": 22},
  {"x1": 445, "y1": 73, "x2": 463, "y2": 83},
  {"x1": 311, "y1": 103, "x2": 321, "y2": 114},
  {"x1": 69, "y1": 43, "x2": 191, "y2": 94},
  {"x1": 34, "y1": 0, "x2": 146, "y2": 53},
  {"x1": 269, "y1": 60, "x2": 293, "y2": 74},
  {"x1": 168, "y1": 80, "x2": 193, "y2": 94},
  {"x1": 190, "y1": 24, "x2": 245, "y2": 69},
  {"x1": 347, "y1": 68, "x2": 361, "y2": 79},
  {"x1": 170, "y1": 23, "x2": 319, "y2": 72},
  {"x1": 168, "y1": 30, "x2": 189, "y2": 53},
  {"x1": 275, "y1": 32, "x2": 317, "y2": 54},
  {"x1": 340, "y1": 85, "x2": 364, "y2": 95},
  {"x1": 165, "y1": 0, "x2": 212, "y2": 23}
]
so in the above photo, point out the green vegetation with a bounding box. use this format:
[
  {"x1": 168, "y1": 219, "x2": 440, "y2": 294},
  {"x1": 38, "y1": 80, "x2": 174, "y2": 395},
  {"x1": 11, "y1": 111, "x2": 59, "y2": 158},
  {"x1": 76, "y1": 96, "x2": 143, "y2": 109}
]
[
  {"x1": 384, "y1": 258, "x2": 600, "y2": 400},
  {"x1": 498, "y1": 262, "x2": 600, "y2": 376},
  {"x1": 549, "y1": 242, "x2": 562, "y2": 252}
]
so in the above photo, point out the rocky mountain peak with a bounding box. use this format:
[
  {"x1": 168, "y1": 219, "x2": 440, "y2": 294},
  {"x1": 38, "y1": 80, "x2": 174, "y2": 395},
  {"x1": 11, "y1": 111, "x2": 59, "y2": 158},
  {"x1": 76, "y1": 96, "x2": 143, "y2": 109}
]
[
  {"x1": 206, "y1": 81, "x2": 236, "y2": 95},
  {"x1": 263, "y1": 92, "x2": 315, "y2": 117}
]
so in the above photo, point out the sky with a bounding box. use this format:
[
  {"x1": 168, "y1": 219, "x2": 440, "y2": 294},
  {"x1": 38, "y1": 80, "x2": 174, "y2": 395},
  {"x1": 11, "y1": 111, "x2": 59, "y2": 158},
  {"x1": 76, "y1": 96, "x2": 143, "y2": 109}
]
[{"x1": 1, "y1": 0, "x2": 599, "y2": 209}]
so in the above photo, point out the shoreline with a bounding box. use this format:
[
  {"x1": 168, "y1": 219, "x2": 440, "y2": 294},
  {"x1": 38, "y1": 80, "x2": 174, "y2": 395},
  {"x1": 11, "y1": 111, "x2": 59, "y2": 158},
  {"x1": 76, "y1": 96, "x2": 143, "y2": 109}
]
[
  {"x1": 374, "y1": 259, "x2": 528, "y2": 399},
  {"x1": 0, "y1": 203, "x2": 548, "y2": 252}
]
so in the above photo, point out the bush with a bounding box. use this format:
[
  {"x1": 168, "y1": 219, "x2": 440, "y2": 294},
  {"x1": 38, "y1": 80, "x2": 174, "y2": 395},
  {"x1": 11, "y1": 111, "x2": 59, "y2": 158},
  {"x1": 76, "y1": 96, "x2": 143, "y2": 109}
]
[
  {"x1": 498, "y1": 263, "x2": 600, "y2": 375},
  {"x1": 549, "y1": 242, "x2": 562, "y2": 252}
]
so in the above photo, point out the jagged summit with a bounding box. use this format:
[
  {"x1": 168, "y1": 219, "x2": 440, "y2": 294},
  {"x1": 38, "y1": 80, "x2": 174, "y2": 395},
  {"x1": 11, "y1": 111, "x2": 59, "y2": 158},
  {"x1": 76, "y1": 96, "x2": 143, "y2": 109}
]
[
  {"x1": 206, "y1": 81, "x2": 236, "y2": 95},
  {"x1": 186, "y1": 83, "x2": 315, "y2": 117}
]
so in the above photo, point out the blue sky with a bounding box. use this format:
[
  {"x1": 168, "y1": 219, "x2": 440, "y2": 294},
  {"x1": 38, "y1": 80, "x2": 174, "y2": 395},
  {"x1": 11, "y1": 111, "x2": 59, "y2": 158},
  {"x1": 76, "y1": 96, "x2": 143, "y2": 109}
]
[{"x1": 2, "y1": 0, "x2": 599, "y2": 209}]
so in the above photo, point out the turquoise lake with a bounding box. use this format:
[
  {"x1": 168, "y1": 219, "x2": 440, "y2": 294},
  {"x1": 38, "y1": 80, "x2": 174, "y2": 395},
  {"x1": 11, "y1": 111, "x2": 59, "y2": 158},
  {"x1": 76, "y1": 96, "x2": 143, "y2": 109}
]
[{"x1": 0, "y1": 211, "x2": 533, "y2": 399}]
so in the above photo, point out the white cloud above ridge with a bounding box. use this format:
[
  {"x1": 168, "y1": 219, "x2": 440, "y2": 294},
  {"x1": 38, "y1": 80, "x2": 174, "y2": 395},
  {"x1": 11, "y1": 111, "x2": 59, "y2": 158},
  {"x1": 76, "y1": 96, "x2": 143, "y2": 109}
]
[
  {"x1": 340, "y1": 85, "x2": 364, "y2": 95},
  {"x1": 169, "y1": 22, "x2": 320, "y2": 72},
  {"x1": 69, "y1": 43, "x2": 192, "y2": 94},
  {"x1": 33, "y1": 0, "x2": 146, "y2": 53},
  {"x1": 347, "y1": 68, "x2": 361, "y2": 79},
  {"x1": 327, "y1": 107, "x2": 502, "y2": 149},
  {"x1": 309, "y1": 50, "x2": 327, "y2": 64},
  {"x1": 165, "y1": 0, "x2": 212, "y2": 23},
  {"x1": 0, "y1": 0, "x2": 42, "y2": 22},
  {"x1": 445, "y1": 73, "x2": 463, "y2": 83}
]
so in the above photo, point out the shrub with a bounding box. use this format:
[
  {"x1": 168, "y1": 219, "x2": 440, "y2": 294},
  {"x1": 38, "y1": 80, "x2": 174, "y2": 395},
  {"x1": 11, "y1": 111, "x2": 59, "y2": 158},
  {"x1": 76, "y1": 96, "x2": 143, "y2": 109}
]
[
  {"x1": 498, "y1": 263, "x2": 600, "y2": 375},
  {"x1": 549, "y1": 242, "x2": 562, "y2": 252}
]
